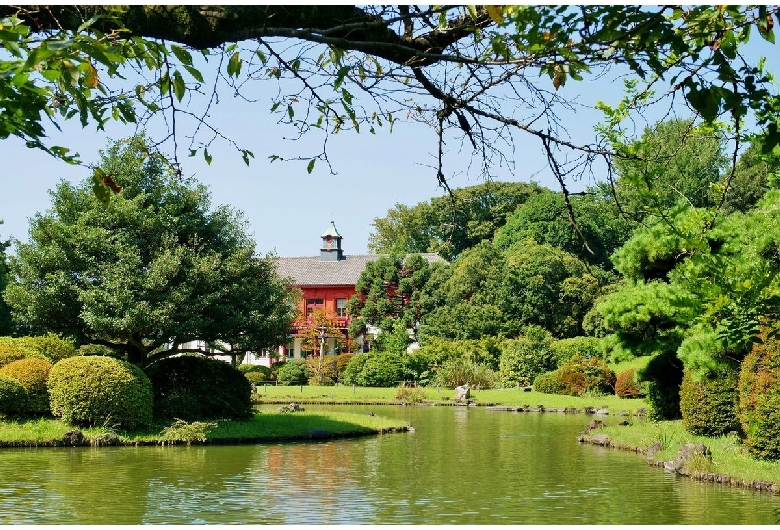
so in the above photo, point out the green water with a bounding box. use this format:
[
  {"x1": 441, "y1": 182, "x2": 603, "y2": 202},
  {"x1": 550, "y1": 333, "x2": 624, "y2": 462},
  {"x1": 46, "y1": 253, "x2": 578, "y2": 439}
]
[{"x1": 0, "y1": 405, "x2": 777, "y2": 524}]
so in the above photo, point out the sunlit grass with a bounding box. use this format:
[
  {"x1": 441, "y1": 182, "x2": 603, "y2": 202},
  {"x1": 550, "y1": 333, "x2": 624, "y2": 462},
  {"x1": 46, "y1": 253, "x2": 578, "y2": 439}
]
[
  {"x1": 599, "y1": 420, "x2": 780, "y2": 485},
  {"x1": 252, "y1": 384, "x2": 647, "y2": 413},
  {"x1": 608, "y1": 356, "x2": 651, "y2": 375}
]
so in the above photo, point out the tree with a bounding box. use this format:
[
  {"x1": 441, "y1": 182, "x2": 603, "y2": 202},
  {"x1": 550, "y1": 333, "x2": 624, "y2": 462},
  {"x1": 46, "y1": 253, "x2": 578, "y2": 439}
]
[
  {"x1": 0, "y1": 220, "x2": 12, "y2": 335},
  {"x1": 369, "y1": 181, "x2": 545, "y2": 260},
  {"x1": 3, "y1": 136, "x2": 296, "y2": 366},
  {"x1": 1, "y1": 6, "x2": 778, "y2": 201}
]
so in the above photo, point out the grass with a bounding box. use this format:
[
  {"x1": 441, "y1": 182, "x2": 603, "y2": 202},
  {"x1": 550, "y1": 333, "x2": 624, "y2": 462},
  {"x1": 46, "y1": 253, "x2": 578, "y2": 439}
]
[
  {"x1": 608, "y1": 355, "x2": 651, "y2": 375},
  {"x1": 0, "y1": 411, "x2": 409, "y2": 447},
  {"x1": 251, "y1": 383, "x2": 647, "y2": 413},
  {"x1": 596, "y1": 419, "x2": 780, "y2": 487}
]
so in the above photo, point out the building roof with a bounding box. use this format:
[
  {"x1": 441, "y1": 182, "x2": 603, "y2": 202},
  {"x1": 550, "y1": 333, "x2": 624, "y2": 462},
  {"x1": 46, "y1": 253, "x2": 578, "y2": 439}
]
[
  {"x1": 321, "y1": 221, "x2": 341, "y2": 238},
  {"x1": 276, "y1": 253, "x2": 445, "y2": 286}
]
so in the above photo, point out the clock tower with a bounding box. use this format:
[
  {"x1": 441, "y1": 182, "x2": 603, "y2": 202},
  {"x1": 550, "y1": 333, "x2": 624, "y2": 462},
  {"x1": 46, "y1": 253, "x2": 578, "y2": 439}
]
[{"x1": 320, "y1": 221, "x2": 344, "y2": 261}]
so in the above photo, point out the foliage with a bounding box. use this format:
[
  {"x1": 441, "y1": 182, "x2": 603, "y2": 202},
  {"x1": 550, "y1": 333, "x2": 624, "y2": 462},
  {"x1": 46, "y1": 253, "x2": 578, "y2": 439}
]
[
  {"x1": 333, "y1": 353, "x2": 355, "y2": 382},
  {"x1": 716, "y1": 135, "x2": 780, "y2": 215},
  {"x1": 0, "y1": 334, "x2": 77, "y2": 365},
  {"x1": 159, "y1": 419, "x2": 217, "y2": 445},
  {"x1": 0, "y1": 357, "x2": 53, "y2": 415},
  {"x1": 48, "y1": 356, "x2": 153, "y2": 428},
  {"x1": 5, "y1": 136, "x2": 296, "y2": 366},
  {"x1": 680, "y1": 369, "x2": 740, "y2": 437},
  {"x1": 394, "y1": 383, "x2": 426, "y2": 404},
  {"x1": 639, "y1": 351, "x2": 684, "y2": 421},
  {"x1": 430, "y1": 357, "x2": 496, "y2": 390},
  {"x1": 145, "y1": 355, "x2": 253, "y2": 421},
  {"x1": 306, "y1": 355, "x2": 336, "y2": 386},
  {"x1": 244, "y1": 371, "x2": 267, "y2": 385},
  {"x1": 738, "y1": 334, "x2": 780, "y2": 459},
  {"x1": 276, "y1": 359, "x2": 312, "y2": 386},
  {"x1": 0, "y1": 225, "x2": 11, "y2": 336},
  {"x1": 341, "y1": 352, "x2": 406, "y2": 387},
  {"x1": 533, "y1": 354, "x2": 616, "y2": 396},
  {"x1": 369, "y1": 181, "x2": 546, "y2": 260},
  {"x1": 614, "y1": 368, "x2": 642, "y2": 399},
  {"x1": 0, "y1": 341, "x2": 35, "y2": 368},
  {"x1": 79, "y1": 343, "x2": 122, "y2": 358},
  {"x1": 549, "y1": 336, "x2": 603, "y2": 367},
  {"x1": 0, "y1": 374, "x2": 25, "y2": 416},
  {"x1": 498, "y1": 327, "x2": 555, "y2": 388}
]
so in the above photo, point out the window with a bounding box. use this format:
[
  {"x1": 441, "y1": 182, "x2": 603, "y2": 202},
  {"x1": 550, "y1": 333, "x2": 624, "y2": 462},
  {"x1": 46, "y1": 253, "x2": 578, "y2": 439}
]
[
  {"x1": 336, "y1": 298, "x2": 347, "y2": 317},
  {"x1": 306, "y1": 298, "x2": 324, "y2": 316}
]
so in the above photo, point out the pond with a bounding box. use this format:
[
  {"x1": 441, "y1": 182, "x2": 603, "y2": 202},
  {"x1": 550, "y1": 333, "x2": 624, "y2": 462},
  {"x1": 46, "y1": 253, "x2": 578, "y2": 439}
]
[{"x1": 0, "y1": 405, "x2": 777, "y2": 524}]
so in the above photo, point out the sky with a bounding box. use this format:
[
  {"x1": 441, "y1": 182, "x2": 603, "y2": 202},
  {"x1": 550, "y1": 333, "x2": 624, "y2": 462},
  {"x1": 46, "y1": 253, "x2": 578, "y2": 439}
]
[{"x1": 1, "y1": 21, "x2": 779, "y2": 258}]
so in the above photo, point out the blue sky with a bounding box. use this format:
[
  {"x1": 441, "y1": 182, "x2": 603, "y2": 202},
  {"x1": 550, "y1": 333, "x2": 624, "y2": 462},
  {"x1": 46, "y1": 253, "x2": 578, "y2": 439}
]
[{"x1": 1, "y1": 31, "x2": 778, "y2": 258}]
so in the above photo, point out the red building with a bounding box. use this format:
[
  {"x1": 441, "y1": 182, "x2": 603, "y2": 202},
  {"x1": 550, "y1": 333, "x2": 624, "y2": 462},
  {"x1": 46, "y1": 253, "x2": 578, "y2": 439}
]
[{"x1": 269, "y1": 221, "x2": 443, "y2": 363}]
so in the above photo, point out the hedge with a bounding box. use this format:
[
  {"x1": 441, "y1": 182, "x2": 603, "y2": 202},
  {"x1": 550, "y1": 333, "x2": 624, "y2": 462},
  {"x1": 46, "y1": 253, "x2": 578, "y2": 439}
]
[
  {"x1": 0, "y1": 357, "x2": 53, "y2": 415},
  {"x1": 680, "y1": 369, "x2": 740, "y2": 437}
]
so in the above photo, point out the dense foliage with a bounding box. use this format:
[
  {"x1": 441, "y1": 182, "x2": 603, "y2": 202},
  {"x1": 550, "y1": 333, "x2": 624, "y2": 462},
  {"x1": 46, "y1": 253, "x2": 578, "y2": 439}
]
[
  {"x1": 342, "y1": 352, "x2": 406, "y2": 388},
  {"x1": 640, "y1": 351, "x2": 684, "y2": 421},
  {"x1": 276, "y1": 359, "x2": 312, "y2": 386},
  {"x1": 5, "y1": 137, "x2": 296, "y2": 366},
  {"x1": 738, "y1": 335, "x2": 780, "y2": 459},
  {"x1": 0, "y1": 357, "x2": 52, "y2": 415},
  {"x1": 532, "y1": 355, "x2": 615, "y2": 397},
  {"x1": 614, "y1": 369, "x2": 642, "y2": 399},
  {"x1": 145, "y1": 355, "x2": 253, "y2": 421},
  {"x1": 0, "y1": 374, "x2": 25, "y2": 416},
  {"x1": 0, "y1": 335, "x2": 77, "y2": 367},
  {"x1": 680, "y1": 369, "x2": 740, "y2": 437},
  {"x1": 497, "y1": 328, "x2": 555, "y2": 388},
  {"x1": 48, "y1": 356, "x2": 153, "y2": 428}
]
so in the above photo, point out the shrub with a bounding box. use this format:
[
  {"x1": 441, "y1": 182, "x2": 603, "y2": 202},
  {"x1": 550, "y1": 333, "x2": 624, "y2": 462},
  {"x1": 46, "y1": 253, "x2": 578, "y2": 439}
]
[
  {"x1": 346, "y1": 352, "x2": 405, "y2": 387},
  {"x1": 615, "y1": 368, "x2": 642, "y2": 399},
  {"x1": 276, "y1": 359, "x2": 311, "y2": 386},
  {"x1": 430, "y1": 357, "x2": 496, "y2": 389},
  {"x1": 395, "y1": 383, "x2": 426, "y2": 403},
  {"x1": 0, "y1": 340, "x2": 36, "y2": 368},
  {"x1": 738, "y1": 335, "x2": 780, "y2": 459},
  {"x1": 13, "y1": 334, "x2": 77, "y2": 363},
  {"x1": 549, "y1": 336, "x2": 602, "y2": 367},
  {"x1": 333, "y1": 353, "x2": 355, "y2": 382},
  {"x1": 0, "y1": 357, "x2": 53, "y2": 415},
  {"x1": 680, "y1": 369, "x2": 740, "y2": 437},
  {"x1": 245, "y1": 371, "x2": 267, "y2": 385},
  {"x1": 342, "y1": 354, "x2": 371, "y2": 386},
  {"x1": 79, "y1": 344, "x2": 122, "y2": 358},
  {"x1": 306, "y1": 356, "x2": 337, "y2": 386},
  {"x1": 639, "y1": 350, "x2": 684, "y2": 421},
  {"x1": 48, "y1": 356, "x2": 153, "y2": 428},
  {"x1": 531, "y1": 355, "x2": 615, "y2": 396},
  {"x1": 498, "y1": 329, "x2": 555, "y2": 388},
  {"x1": 0, "y1": 374, "x2": 25, "y2": 416},
  {"x1": 145, "y1": 355, "x2": 253, "y2": 421},
  {"x1": 533, "y1": 370, "x2": 566, "y2": 395}
]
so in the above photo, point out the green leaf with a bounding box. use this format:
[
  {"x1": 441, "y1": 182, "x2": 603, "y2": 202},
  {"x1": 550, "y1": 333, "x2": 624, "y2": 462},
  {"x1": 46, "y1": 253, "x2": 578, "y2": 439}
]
[
  {"x1": 227, "y1": 52, "x2": 242, "y2": 78},
  {"x1": 172, "y1": 70, "x2": 185, "y2": 101},
  {"x1": 204, "y1": 148, "x2": 213, "y2": 165},
  {"x1": 170, "y1": 44, "x2": 193, "y2": 66},
  {"x1": 241, "y1": 149, "x2": 254, "y2": 166},
  {"x1": 183, "y1": 65, "x2": 204, "y2": 83},
  {"x1": 307, "y1": 158, "x2": 316, "y2": 174}
]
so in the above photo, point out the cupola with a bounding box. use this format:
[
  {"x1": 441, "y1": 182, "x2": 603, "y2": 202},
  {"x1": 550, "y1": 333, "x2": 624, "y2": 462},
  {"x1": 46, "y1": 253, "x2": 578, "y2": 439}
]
[{"x1": 320, "y1": 221, "x2": 344, "y2": 261}]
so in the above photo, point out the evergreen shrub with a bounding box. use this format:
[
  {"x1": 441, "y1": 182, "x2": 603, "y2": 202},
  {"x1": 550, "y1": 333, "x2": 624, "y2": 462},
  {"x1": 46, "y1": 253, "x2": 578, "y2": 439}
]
[
  {"x1": 0, "y1": 334, "x2": 77, "y2": 367},
  {"x1": 276, "y1": 359, "x2": 311, "y2": 386},
  {"x1": 0, "y1": 357, "x2": 53, "y2": 415},
  {"x1": 342, "y1": 353, "x2": 405, "y2": 387},
  {"x1": 0, "y1": 374, "x2": 25, "y2": 416},
  {"x1": 532, "y1": 354, "x2": 615, "y2": 396},
  {"x1": 431, "y1": 357, "x2": 496, "y2": 389},
  {"x1": 738, "y1": 335, "x2": 780, "y2": 459},
  {"x1": 615, "y1": 368, "x2": 642, "y2": 398},
  {"x1": 245, "y1": 371, "x2": 267, "y2": 385},
  {"x1": 145, "y1": 355, "x2": 253, "y2": 421},
  {"x1": 498, "y1": 327, "x2": 555, "y2": 387},
  {"x1": 640, "y1": 350, "x2": 684, "y2": 420},
  {"x1": 549, "y1": 336, "x2": 602, "y2": 367},
  {"x1": 79, "y1": 344, "x2": 122, "y2": 358},
  {"x1": 680, "y1": 369, "x2": 740, "y2": 437},
  {"x1": 48, "y1": 356, "x2": 153, "y2": 428},
  {"x1": 342, "y1": 354, "x2": 371, "y2": 385},
  {"x1": 532, "y1": 370, "x2": 566, "y2": 395},
  {"x1": 0, "y1": 340, "x2": 36, "y2": 368}
]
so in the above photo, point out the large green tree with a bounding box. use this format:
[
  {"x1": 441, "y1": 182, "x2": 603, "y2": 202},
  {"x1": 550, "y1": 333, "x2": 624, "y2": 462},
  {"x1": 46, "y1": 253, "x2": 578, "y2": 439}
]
[
  {"x1": 0, "y1": 221, "x2": 12, "y2": 335},
  {"x1": 1, "y1": 6, "x2": 778, "y2": 199},
  {"x1": 4, "y1": 136, "x2": 296, "y2": 366}
]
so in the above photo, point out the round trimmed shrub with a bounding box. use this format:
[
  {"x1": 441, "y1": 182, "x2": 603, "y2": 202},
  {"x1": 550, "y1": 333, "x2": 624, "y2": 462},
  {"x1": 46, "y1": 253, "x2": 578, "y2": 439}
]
[
  {"x1": 277, "y1": 359, "x2": 311, "y2": 386},
  {"x1": 738, "y1": 335, "x2": 780, "y2": 459},
  {"x1": 0, "y1": 340, "x2": 35, "y2": 368},
  {"x1": 615, "y1": 368, "x2": 642, "y2": 399},
  {"x1": 145, "y1": 355, "x2": 253, "y2": 421},
  {"x1": 0, "y1": 374, "x2": 26, "y2": 416},
  {"x1": 344, "y1": 352, "x2": 405, "y2": 387},
  {"x1": 48, "y1": 356, "x2": 153, "y2": 428},
  {"x1": 0, "y1": 357, "x2": 53, "y2": 415},
  {"x1": 680, "y1": 369, "x2": 739, "y2": 437},
  {"x1": 16, "y1": 334, "x2": 77, "y2": 363},
  {"x1": 550, "y1": 336, "x2": 602, "y2": 367},
  {"x1": 245, "y1": 371, "x2": 267, "y2": 385},
  {"x1": 533, "y1": 370, "x2": 566, "y2": 395}
]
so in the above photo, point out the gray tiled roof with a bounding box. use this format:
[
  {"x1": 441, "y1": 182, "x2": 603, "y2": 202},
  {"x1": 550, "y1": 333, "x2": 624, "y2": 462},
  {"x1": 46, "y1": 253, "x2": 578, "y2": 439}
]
[{"x1": 275, "y1": 253, "x2": 445, "y2": 286}]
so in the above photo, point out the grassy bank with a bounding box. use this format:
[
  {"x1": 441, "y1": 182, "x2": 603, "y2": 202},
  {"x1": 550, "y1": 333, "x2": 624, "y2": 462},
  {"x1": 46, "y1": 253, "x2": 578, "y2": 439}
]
[
  {"x1": 585, "y1": 419, "x2": 780, "y2": 491},
  {"x1": 0, "y1": 411, "x2": 409, "y2": 448},
  {"x1": 251, "y1": 384, "x2": 647, "y2": 414}
]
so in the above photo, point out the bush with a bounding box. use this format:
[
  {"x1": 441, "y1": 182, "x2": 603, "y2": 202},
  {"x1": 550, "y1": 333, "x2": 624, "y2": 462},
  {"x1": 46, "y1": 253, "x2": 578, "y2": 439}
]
[
  {"x1": 145, "y1": 355, "x2": 253, "y2": 421},
  {"x1": 245, "y1": 371, "x2": 267, "y2": 385},
  {"x1": 738, "y1": 335, "x2": 780, "y2": 459},
  {"x1": 342, "y1": 354, "x2": 371, "y2": 386},
  {"x1": 0, "y1": 357, "x2": 53, "y2": 415},
  {"x1": 680, "y1": 369, "x2": 740, "y2": 437},
  {"x1": 0, "y1": 340, "x2": 36, "y2": 368},
  {"x1": 498, "y1": 328, "x2": 555, "y2": 388},
  {"x1": 615, "y1": 368, "x2": 642, "y2": 399},
  {"x1": 549, "y1": 336, "x2": 602, "y2": 367},
  {"x1": 306, "y1": 356, "x2": 337, "y2": 386},
  {"x1": 640, "y1": 350, "x2": 684, "y2": 421},
  {"x1": 532, "y1": 371, "x2": 566, "y2": 395},
  {"x1": 0, "y1": 334, "x2": 77, "y2": 367},
  {"x1": 0, "y1": 374, "x2": 26, "y2": 416},
  {"x1": 48, "y1": 356, "x2": 153, "y2": 428},
  {"x1": 333, "y1": 353, "x2": 355, "y2": 382},
  {"x1": 395, "y1": 383, "x2": 426, "y2": 403},
  {"x1": 531, "y1": 355, "x2": 615, "y2": 396},
  {"x1": 276, "y1": 359, "x2": 312, "y2": 386},
  {"x1": 343, "y1": 352, "x2": 405, "y2": 387},
  {"x1": 79, "y1": 344, "x2": 123, "y2": 358},
  {"x1": 430, "y1": 357, "x2": 496, "y2": 389}
]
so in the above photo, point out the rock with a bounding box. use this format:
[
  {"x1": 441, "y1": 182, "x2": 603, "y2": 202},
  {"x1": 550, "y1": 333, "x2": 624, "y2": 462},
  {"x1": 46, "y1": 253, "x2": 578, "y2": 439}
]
[
  {"x1": 278, "y1": 402, "x2": 304, "y2": 414},
  {"x1": 93, "y1": 432, "x2": 119, "y2": 446},
  {"x1": 617, "y1": 419, "x2": 630, "y2": 426},
  {"x1": 454, "y1": 383, "x2": 471, "y2": 402},
  {"x1": 590, "y1": 433, "x2": 611, "y2": 446},
  {"x1": 595, "y1": 408, "x2": 609, "y2": 415},
  {"x1": 584, "y1": 406, "x2": 596, "y2": 414},
  {"x1": 587, "y1": 419, "x2": 604, "y2": 431},
  {"x1": 63, "y1": 430, "x2": 84, "y2": 447},
  {"x1": 667, "y1": 442, "x2": 711, "y2": 472},
  {"x1": 646, "y1": 442, "x2": 663, "y2": 460},
  {"x1": 636, "y1": 407, "x2": 647, "y2": 417}
]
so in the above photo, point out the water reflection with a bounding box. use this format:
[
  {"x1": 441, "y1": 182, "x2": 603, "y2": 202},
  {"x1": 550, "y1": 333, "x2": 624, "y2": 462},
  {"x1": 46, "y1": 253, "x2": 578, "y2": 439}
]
[{"x1": 0, "y1": 406, "x2": 778, "y2": 524}]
